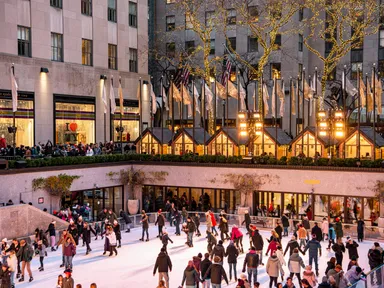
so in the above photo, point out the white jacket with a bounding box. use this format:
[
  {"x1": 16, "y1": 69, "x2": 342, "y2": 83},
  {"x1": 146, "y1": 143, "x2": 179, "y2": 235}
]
[
  {"x1": 7, "y1": 254, "x2": 17, "y2": 272},
  {"x1": 276, "y1": 249, "x2": 286, "y2": 266},
  {"x1": 86, "y1": 149, "x2": 94, "y2": 156},
  {"x1": 321, "y1": 220, "x2": 329, "y2": 234},
  {"x1": 107, "y1": 231, "x2": 117, "y2": 246}
]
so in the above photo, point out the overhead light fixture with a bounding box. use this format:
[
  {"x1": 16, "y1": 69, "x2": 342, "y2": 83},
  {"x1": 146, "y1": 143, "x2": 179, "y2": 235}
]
[
  {"x1": 40, "y1": 67, "x2": 49, "y2": 73},
  {"x1": 143, "y1": 80, "x2": 149, "y2": 85},
  {"x1": 100, "y1": 75, "x2": 107, "y2": 80}
]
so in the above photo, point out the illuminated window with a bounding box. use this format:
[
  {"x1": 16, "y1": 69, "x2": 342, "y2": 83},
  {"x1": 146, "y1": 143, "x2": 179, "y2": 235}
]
[
  {"x1": 108, "y1": 44, "x2": 117, "y2": 70},
  {"x1": 270, "y1": 63, "x2": 281, "y2": 79},
  {"x1": 112, "y1": 100, "x2": 140, "y2": 142},
  {"x1": 82, "y1": 39, "x2": 92, "y2": 66}
]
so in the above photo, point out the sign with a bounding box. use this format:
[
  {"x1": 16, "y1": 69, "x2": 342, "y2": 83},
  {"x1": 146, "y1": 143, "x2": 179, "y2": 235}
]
[
  {"x1": 304, "y1": 179, "x2": 321, "y2": 185},
  {"x1": 38, "y1": 197, "x2": 44, "y2": 204}
]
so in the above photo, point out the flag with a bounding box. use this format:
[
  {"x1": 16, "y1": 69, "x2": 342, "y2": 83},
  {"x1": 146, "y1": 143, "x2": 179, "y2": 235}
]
[
  {"x1": 216, "y1": 81, "x2": 227, "y2": 99},
  {"x1": 227, "y1": 81, "x2": 239, "y2": 99},
  {"x1": 102, "y1": 81, "x2": 107, "y2": 114},
  {"x1": 109, "y1": 80, "x2": 116, "y2": 114},
  {"x1": 172, "y1": 83, "x2": 182, "y2": 102},
  {"x1": 10, "y1": 66, "x2": 18, "y2": 112},
  {"x1": 150, "y1": 84, "x2": 157, "y2": 114},
  {"x1": 279, "y1": 81, "x2": 285, "y2": 117},
  {"x1": 187, "y1": 104, "x2": 192, "y2": 118},
  {"x1": 182, "y1": 67, "x2": 190, "y2": 86},
  {"x1": 367, "y1": 81, "x2": 374, "y2": 113},
  {"x1": 174, "y1": 67, "x2": 190, "y2": 88},
  {"x1": 118, "y1": 81, "x2": 124, "y2": 115},
  {"x1": 271, "y1": 79, "x2": 276, "y2": 117},
  {"x1": 162, "y1": 85, "x2": 169, "y2": 111},
  {"x1": 303, "y1": 78, "x2": 313, "y2": 99},
  {"x1": 204, "y1": 83, "x2": 214, "y2": 111},
  {"x1": 193, "y1": 85, "x2": 201, "y2": 114},
  {"x1": 373, "y1": 71, "x2": 383, "y2": 114},
  {"x1": 359, "y1": 75, "x2": 366, "y2": 107},
  {"x1": 342, "y1": 70, "x2": 357, "y2": 97},
  {"x1": 221, "y1": 56, "x2": 232, "y2": 86},
  {"x1": 182, "y1": 84, "x2": 192, "y2": 105},
  {"x1": 239, "y1": 84, "x2": 246, "y2": 111},
  {"x1": 291, "y1": 80, "x2": 296, "y2": 115},
  {"x1": 263, "y1": 82, "x2": 270, "y2": 116}
]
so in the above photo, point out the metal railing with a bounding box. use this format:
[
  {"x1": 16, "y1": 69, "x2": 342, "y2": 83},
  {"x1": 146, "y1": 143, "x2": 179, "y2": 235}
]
[{"x1": 350, "y1": 264, "x2": 384, "y2": 288}]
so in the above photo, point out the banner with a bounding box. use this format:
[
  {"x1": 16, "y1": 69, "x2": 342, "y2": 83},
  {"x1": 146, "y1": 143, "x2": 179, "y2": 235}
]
[
  {"x1": 150, "y1": 84, "x2": 157, "y2": 114},
  {"x1": 118, "y1": 81, "x2": 124, "y2": 115},
  {"x1": 204, "y1": 83, "x2": 214, "y2": 111},
  {"x1": 102, "y1": 82, "x2": 107, "y2": 114},
  {"x1": 291, "y1": 81, "x2": 296, "y2": 115},
  {"x1": 109, "y1": 80, "x2": 116, "y2": 114},
  {"x1": 10, "y1": 66, "x2": 18, "y2": 112},
  {"x1": 193, "y1": 85, "x2": 201, "y2": 114},
  {"x1": 162, "y1": 85, "x2": 169, "y2": 111},
  {"x1": 263, "y1": 83, "x2": 270, "y2": 116}
]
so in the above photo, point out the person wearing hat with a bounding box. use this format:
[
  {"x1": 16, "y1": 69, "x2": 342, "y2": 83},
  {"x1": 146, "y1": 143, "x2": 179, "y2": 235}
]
[
  {"x1": 345, "y1": 236, "x2": 359, "y2": 261},
  {"x1": 46, "y1": 220, "x2": 57, "y2": 251},
  {"x1": 203, "y1": 256, "x2": 228, "y2": 287},
  {"x1": 303, "y1": 234, "x2": 322, "y2": 277},
  {"x1": 16, "y1": 239, "x2": 34, "y2": 283},
  {"x1": 332, "y1": 238, "x2": 345, "y2": 267},
  {"x1": 0, "y1": 263, "x2": 11, "y2": 288},
  {"x1": 155, "y1": 209, "x2": 166, "y2": 238},
  {"x1": 63, "y1": 269, "x2": 74, "y2": 288},
  {"x1": 284, "y1": 236, "x2": 304, "y2": 257},
  {"x1": 37, "y1": 240, "x2": 47, "y2": 272},
  {"x1": 112, "y1": 220, "x2": 122, "y2": 248}
]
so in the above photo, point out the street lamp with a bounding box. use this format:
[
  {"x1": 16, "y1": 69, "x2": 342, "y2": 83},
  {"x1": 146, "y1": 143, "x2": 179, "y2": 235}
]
[{"x1": 238, "y1": 110, "x2": 264, "y2": 156}]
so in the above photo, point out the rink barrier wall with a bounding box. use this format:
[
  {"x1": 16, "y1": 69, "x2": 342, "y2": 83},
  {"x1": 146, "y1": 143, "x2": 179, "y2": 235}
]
[{"x1": 350, "y1": 264, "x2": 384, "y2": 288}]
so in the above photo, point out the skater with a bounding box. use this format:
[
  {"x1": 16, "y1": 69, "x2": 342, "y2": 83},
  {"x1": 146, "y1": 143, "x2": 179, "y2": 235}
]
[
  {"x1": 311, "y1": 222, "x2": 323, "y2": 242},
  {"x1": 192, "y1": 212, "x2": 201, "y2": 237},
  {"x1": 17, "y1": 240, "x2": 33, "y2": 283},
  {"x1": 276, "y1": 245, "x2": 286, "y2": 267},
  {"x1": 173, "y1": 210, "x2": 181, "y2": 236},
  {"x1": 266, "y1": 253, "x2": 284, "y2": 288},
  {"x1": 106, "y1": 226, "x2": 118, "y2": 256},
  {"x1": 250, "y1": 225, "x2": 264, "y2": 266},
  {"x1": 321, "y1": 218, "x2": 329, "y2": 241},
  {"x1": 119, "y1": 209, "x2": 132, "y2": 233},
  {"x1": 347, "y1": 256, "x2": 358, "y2": 271},
  {"x1": 7, "y1": 249, "x2": 17, "y2": 288},
  {"x1": 302, "y1": 217, "x2": 311, "y2": 241},
  {"x1": 0, "y1": 263, "x2": 11, "y2": 288},
  {"x1": 102, "y1": 223, "x2": 111, "y2": 256},
  {"x1": 288, "y1": 248, "x2": 305, "y2": 288},
  {"x1": 205, "y1": 212, "x2": 212, "y2": 233},
  {"x1": 325, "y1": 257, "x2": 336, "y2": 275},
  {"x1": 82, "y1": 222, "x2": 96, "y2": 255},
  {"x1": 140, "y1": 210, "x2": 149, "y2": 242},
  {"x1": 211, "y1": 240, "x2": 225, "y2": 264},
  {"x1": 200, "y1": 253, "x2": 212, "y2": 288},
  {"x1": 57, "y1": 230, "x2": 76, "y2": 269},
  {"x1": 284, "y1": 236, "x2": 304, "y2": 257},
  {"x1": 63, "y1": 269, "x2": 74, "y2": 288},
  {"x1": 332, "y1": 238, "x2": 345, "y2": 267},
  {"x1": 76, "y1": 216, "x2": 85, "y2": 247},
  {"x1": 218, "y1": 213, "x2": 230, "y2": 242},
  {"x1": 37, "y1": 240, "x2": 46, "y2": 272},
  {"x1": 113, "y1": 220, "x2": 122, "y2": 248},
  {"x1": 155, "y1": 210, "x2": 166, "y2": 238},
  {"x1": 327, "y1": 224, "x2": 336, "y2": 250},
  {"x1": 334, "y1": 217, "x2": 343, "y2": 240},
  {"x1": 225, "y1": 240, "x2": 239, "y2": 281},
  {"x1": 345, "y1": 236, "x2": 359, "y2": 260},
  {"x1": 298, "y1": 225, "x2": 307, "y2": 249},
  {"x1": 203, "y1": 256, "x2": 228, "y2": 287},
  {"x1": 281, "y1": 213, "x2": 290, "y2": 237},
  {"x1": 46, "y1": 220, "x2": 57, "y2": 251},
  {"x1": 303, "y1": 234, "x2": 322, "y2": 276},
  {"x1": 209, "y1": 211, "x2": 218, "y2": 236},
  {"x1": 242, "y1": 246, "x2": 259, "y2": 286},
  {"x1": 94, "y1": 222, "x2": 101, "y2": 240},
  {"x1": 63, "y1": 237, "x2": 76, "y2": 271},
  {"x1": 266, "y1": 237, "x2": 278, "y2": 257},
  {"x1": 344, "y1": 265, "x2": 365, "y2": 285},
  {"x1": 161, "y1": 231, "x2": 173, "y2": 253},
  {"x1": 231, "y1": 225, "x2": 244, "y2": 253},
  {"x1": 68, "y1": 220, "x2": 79, "y2": 246},
  {"x1": 368, "y1": 242, "x2": 383, "y2": 270},
  {"x1": 302, "y1": 265, "x2": 317, "y2": 287},
  {"x1": 153, "y1": 247, "x2": 172, "y2": 288},
  {"x1": 242, "y1": 210, "x2": 252, "y2": 234},
  {"x1": 6, "y1": 239, "x2": 20, "y2": 280},
  {"x1": 206, "y1": 230, "x2": 217, "y2": 254},
  {"x1": 181, "y1": 260, "x2": 202, "y2": 287},
  {"x1": 185, "y1": 217, "x2": 196, "y2": 247},
  {"x1": 274, "y1": 222, "x2": 283, "y2": 241},
  {"x1": 357, "y1": 218, "x2": 365, "y2": 242}
]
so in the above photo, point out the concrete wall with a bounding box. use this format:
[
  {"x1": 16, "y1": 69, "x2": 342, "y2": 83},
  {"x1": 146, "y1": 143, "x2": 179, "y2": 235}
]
[{"x1": 0, "y1": 204, "x2": 68, "y2": 239}]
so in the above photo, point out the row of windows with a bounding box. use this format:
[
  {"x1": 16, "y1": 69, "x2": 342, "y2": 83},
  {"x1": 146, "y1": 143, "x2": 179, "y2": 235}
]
[
  {"x1": 17, "y1": 26, "x2": 138, "y2": 72},
  {"x1": 50, "y1": 0, "x2": 137, "y2": 27}
]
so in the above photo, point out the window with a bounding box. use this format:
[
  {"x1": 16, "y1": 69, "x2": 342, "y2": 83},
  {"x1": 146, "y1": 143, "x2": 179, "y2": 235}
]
[
  {"x1": 166, "y1": 16, "x2": 175, "y2": 31},
  {"x1": 185, "y1": 41, "x2": 195, "y2": 55},
  {"x1": 274, "y1": 34, "x2": 281, "y2": 50},
  {"x1": 271, "y1": 63, "x2": 281, "y2": 79},
  {"x1": 351, "y1": 49, "x2": 363, "y2": 80},
  {"x1": 166, "y1": 0, "x2": 175, "y2": 3},
  {"x1": 129, "y1": 2, "x2": 137, "y2": 28},
  {"x1": 166, "y1": 42, "x2": 175, "y2": 58},
  {"x1": 50, "y1": 0, "x2": 62, "y2": 8},
  {"x1": 249, "y1": 63, "x2": 259, "y2": 80},
  {"x1": 380, "y1": 30, "x2": 384, "y2": 48},
  {"x1": 129, "y1": 48, "x2": 138, "y2": 72},
  {"x1": 299, "y1": 7, "x2": 304, "y2": 21},
  {"x1": 379, "y1": 29, "x2": 384, "y2": 78},
  {"x1": 51, "y1": 33, "x2": 63, "y2": 62},
  {"x1": 380, "y1": 0, "x2": 384, "y2": 23},
  {"x1": 82, "y1": 39, "x2": 93, "y2": 66},
  {"x1": 248, "y1": 36, "x2": 258, "y2": 52},
  {"x1": 108, "y1": 0, "x2": 117, "y2": 22},
  {"x1": 248, "y1": 6, "x2": 259, "y2": 22},
  {"x1": 299, "y1": 34, "x2": 303, "y2": 52},
  {"x1": 351, "y1": 63, "x2": 363, "y2": 80},
  {"x1": 227, "y1": 37, "x2": 236, "y2": 51},
  {"x1": 205, "y1": 11, "x2": 215, "y2": 26},
  {"x1": 108, "y1": 44, "x2": 117, "y2": 70},
  {"x1": 81, "y1": 0, "x2": 92, "y2": 16},
  {"x1": 227, "y1": 9, "x2": 236, "y2": 25},
  {"x1": 185, "y1": 12, "x2": 193, "y2": 30},
  {"x1": 17, "y1": 26, "x2": 31, "y2": 57},
  {"x1": 299, "y1": 63, "x2": 303, "y2": 80},
  {"x1": 210, "y1": 39, "x2": 215, "y2": 55}
]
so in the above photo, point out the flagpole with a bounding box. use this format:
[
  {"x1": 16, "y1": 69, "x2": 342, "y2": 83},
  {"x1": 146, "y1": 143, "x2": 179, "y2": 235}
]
[
  {"x1": 11, "y1": 64, "x2": 16, "y2": 154},
  {"x1": 365, "y1": 73, "x2": 368, "y2": 124},
  {"x1": 373, "y1": 64, "x2": 376, "y2": 160},
  {"x1": 214, "y1": 79, "x2": 217, "y2": 155},
  {"x1": 119, "y1": 77, "x2": 123, "y2": 154},
  {"x1": 192, "y1": 78, "x2": 195, "y2": 155},
  {"x1": 171, "y1": 77, "x2": 175, "y2": 155},
  {"x1": 149, "y1": 77, "x2": 153, "y2": 155},
  {"x1": 302, "y1": 68, "x2": 305, "y2": 154},
  {"x1": 308, "y1": 75, "x2": 311, "y2": 128},
  {"x1": 104, "y1": 77, "x2": 107, "y2": 144},
  {"x1": 161, "y1": 76, "x2": 164, "y2": 155},
  {"x1": 274, "y1": 77, "x2": 278, "y2": 159},
  {"x1": 289, "y1": 78, "x2": 292, "y2": 137},
  {"x1": 297, "y1": 76, "x2": 300, "y2": 136},
  {"x1": 226, "y1": 71, "x2": 229, "y2": 157},
  {"x1": 254, "y1": 81, "x2": 257, "y2": 111},
  {"x1": 281, "y1": 78, "x2": 284, "y2": 137},
  {"x1": 342, "y1": 66, "x2": 347, "y2": 159},
  {"x1": 237, "y1": 72, "x2": 240, "y2": 157},
  {"x1": 203, "y1": 79, "x2": 206, "y2": 155},
  {"x1": 110, "y1": 76, "x2": 114, "y2": 149},
  {"x1": 261, "y1": 77, "x2": 264, "y2": 155},
  {"x1": 357, "y1": 69, "x2": 361, "y2": 159},
  {"x1": 139, "y1": 78, "x2": 142, "y2": 154},
  {"x1": 181, "y1": 76, "x2": 184, "y2": 155},
  {"x1": 315, "y1": 68, "x2": 318, "y2": 158}
]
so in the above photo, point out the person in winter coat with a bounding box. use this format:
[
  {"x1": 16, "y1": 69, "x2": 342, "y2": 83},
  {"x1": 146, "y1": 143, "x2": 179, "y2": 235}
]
[
  {"x1": 46, "y1": 220, "x2": 57, "y2": 251},
  {"x1": 76, "y1": 216, "x2": 85, "y2": 247},
  {"x1": 332, "y1": 238, "x2": 345, "y2": 267},
  {"x1": 302, "y1": 265, "x2": 317, "y2": 287},
  {"x1": 106, "y1": 226, "x2": 118, "y2": 256},
  {"x1": 347, "y1": 256, "x2": 358, "y2": 271},
  {"x1": 193, "y1": 253, "x2": 202, "y2": 277},
  {"x1": 17, "y1": 240, "x2": 33, "y2": 283},
  {"x1": 209, "y1": 211, "x2": 218, "y2": 236},
  {"x1": 288, "y1": 248, "x2": 305, "y2": 287},
  {"x1": 161, "y1": 231, "x2": 173, "y2": 253},
  {"x1": 112, "y1": 220, "x2": 122, "y2": 248},
  {"x1": 357, "y1": 218, "x2": 364, "y2": 242},
  {"x1": 297, "y1": 225, "x2": 307, "y2": 249},
  {"x1": 140, "y1": 210, "x2": 149, "y2": 242},
  {"x1": 0, "y1": 264, "x2": 12, "y2": 288},
  {"x1": 119, "y1": 210, "x2": 132, "y2": 233},
  {"x1": 155, "y1": 210, "x2": 166, "y2": 238},
  {"x1": 321, "y1": 218, "x2": 329, "y2": 241},
  {"x1": 203, "y1": 256, "x2": 228, "y2": 287},
  {"x1": 185, "y1": 217, "x2": 196, "y2": 247},
  {"x1": 303, "y1": 235, "x2": 322, "y2": 276},
  {"x1": 274, "y1": 222, "x2": 283, "y2": 241},
  {"x1": 266, "y1": 253, "x2": 284, "y2": 287},
  {"x1": 37, "y1": 240, "x2": 46, "y2": 272},
  {"x1": 82, "y1": 222, "x2": 96, "y2": 255},
  {"x1": 173, "y1": 210, "x2": 181, "y2": 236},
  {"x1": 325, "y1": 257, "x2": 336, "y2": 275},
  {"x1": 218, "y1": 214, "x2": 230, "y2": 242},
  {"x1": 266, "y1": 238, "x2": 278, "y2": 257},
  {"x1": 6, "y1": 250, "x2": 17, "y2": 288},
  {"x1": 300, "y1": 279, "x2": 313, "y2": 288},
  {"x1": 225, "y1": 241, "x2": 239, "y2": 281},
  {"x1": 284, "y1": 236, "x2": 304, "y2": 256},
  {"x1": 181, "y1": 260, "x2": 201, "y2": 287},
  {"x1": 281, "y1": 214, "x2": 290, "y2": 237},
  {"x1": 345, "y1": 237, "x2": 359, "y2": 260},
  {"x1": 63, "y1": 237, "x2": 76, "y2": 271},
  {"x1": 283, "y1": 277, "x2": 296, "y2": 288},
  {"x1": 153, "y1": 247, "x2": 172, "y2": 288},
  {"x1": 238, "y1": 273, "x2": 252, "y2": 288},
  {"x1": 200, "y1": 253, "x2": 212, "y2": 288},
  {"x1": 57, "y1": 230, "x2": 76, "y2": 269},
  {"x1": 211, "y1": 240, "x2": 225, "y2": 264},
  {"x1": 334, "y1": 218, "x2": 343, "y2": 239},
  {"x1": 250, "y1": 226, "x2": 264, "y2": 265},
  {"x1": 192, "y1": 213, "x2": 201, "y2": 237},
  {"x1": 206, "y1": 230, "x2": 217, "y2": 254},
  {"x1": 106, "y1": 209, "x2": 118, "y2": 224},
  {"x1": 5, "y1": 239, "x2": 20, "y2": 279},
  {"x1": 302, "y1": 217, "x2": 311, "y2": 240},
  {"x1": 67, "y1": 220, "x2": 79, "y2": 246},
  {"x1": 344, "y1": 265, "x2": 364, "y2": 285},
  {"x1": 242, "y1": 210, "x2": 252, "y2": 234},
  {"x1": 368, "y1": 242, "x2": 383, "y2": 270},
  {"x1": 242, "y1": 247, "x2": 259, "y2": 287},
  {"x1": 63, "y1": 269, "x2": 74, "y2": 288},
  {"x1": 318, "y1": 276, "x2": 332, "y2": 288},
  {"x1": 205, "y1": 212, "x2": 212, "y2": 233},
  {"x1": 231, "y1": 225, "x2": 244, "y2": 253},
  {"x1": 276, "y1": 245, "x2": 286, "y2": 267},
  {"x1": 327, "y1": 224, "x2": 336, "y2": 250},
  {"x1": 311, "y1": 222, "x2": 323, "y2": 242},
  {"x1": 1, "y1": 239, "x2": 9, "y2": 266},
  {"x1": 327, "y1": 264, "x2": 342, "y2": 287}
]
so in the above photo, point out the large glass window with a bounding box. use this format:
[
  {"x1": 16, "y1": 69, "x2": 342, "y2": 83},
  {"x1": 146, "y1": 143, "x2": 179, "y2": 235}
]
[
  {"x1": 295, "y1": 132, "x2": 322, "y2": 157},
  {"x1": 81, "y1": 0, "x2": 92, "y2": 16},
  {"x1": 330, "y1": 196, "x2": 344, "y2": 221},
  {"x1": 51, "y1": 33, "x2": 63, "y2": 62},
  {"x1": 364, "y1": 197, "x2": 379, "y2": 224},
  {"x1": 174, "y1": 133, "x2": 194, "y2": 155},
  {"x1": 248, "y1": 36, "x2": 258, "y2": 53},
  {"x1": 253, "y1": 133, "x2": 275, "y2": 156},
  {"x1": 345, "y1": 197, "x2": 362, "y2": 223},
  {"x1": 108, "y1": 44, "x2": 117, "y2": 70},
  {"x1": 345, "y1": 133, "x2": 372, "y2": 158},
  {"x1": 129, "y1": 2, "x2": 137, "y2": 28},
  {"x1": 129, "y1": 48, "x2": 138, "y2": 72},
  {"x1": 18, "y1": 26, "x2": 31, "y2": 57},
  {"x1": 82, "y1": 39, "x2": 93, "y2": 66},
  {"x1": 202, "y1": 189, "x2": 214, "y2": 211},
  {"x1": 112, "y1": 104, "x2": 139, "y2": 143},
  {"x1": 55, "y1": 100, "x2": 95, "y2": 144},
  {"x1": 210, "y1": 133, "x2": 234, "y2": 156},
  {"x1": 314, "y1": 195, "x2": 328, "y2": 220},
  {"x1": 0, "y1": 94, "x2": 34, "y2": 147},
  {"x1": 141, "y1": 133, "x2": 160, "y2": 155},
  {"x1": 108, "y1": 0, "x2": 117, "y2": 22}
]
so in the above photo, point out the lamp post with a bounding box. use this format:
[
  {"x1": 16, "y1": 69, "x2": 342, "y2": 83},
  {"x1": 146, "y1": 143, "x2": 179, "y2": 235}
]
[{"x1": 238, "y1": 110, "x2": 263, "y2": 157}]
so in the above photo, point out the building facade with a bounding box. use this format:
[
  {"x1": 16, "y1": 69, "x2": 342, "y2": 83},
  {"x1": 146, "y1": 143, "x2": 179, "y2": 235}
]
[{"x1": 0, "y1": 0, "x2": 150, "y2": 146}]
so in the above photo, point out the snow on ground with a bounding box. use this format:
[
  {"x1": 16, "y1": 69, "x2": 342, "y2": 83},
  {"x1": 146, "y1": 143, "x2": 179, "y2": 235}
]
[{"x1": 18, "y1": 224, "x2": 379, "y2": 288}]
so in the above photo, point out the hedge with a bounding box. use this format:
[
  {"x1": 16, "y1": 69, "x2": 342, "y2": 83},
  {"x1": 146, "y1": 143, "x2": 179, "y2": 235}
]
[{"x1": 5, "y1": 154, "x2": 384, "y2": 169}]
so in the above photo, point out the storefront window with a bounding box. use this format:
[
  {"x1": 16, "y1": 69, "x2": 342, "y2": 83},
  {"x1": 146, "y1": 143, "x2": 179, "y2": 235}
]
[
  {"x1": 93, "y1": 189, "x2": 103, "y2": 220},
  {"x1": 330, "y1": 196, "x2": 344, "y2": 221},
  {"x1": 174, "y1": 134, "x2": 194, "y2": 155},
  {"x1": 142, "y1": 186, "x2": 155, "y2": 212},
  {"x1": 211, "y1": 133, "x2": 234, "y2": 156},
  {"x1": 364, "y1": 197, "x2": 379, "y2": 224},
  {"x1": 345, "y1": 197, "x2": 362, "y2": 223},
  {"x1": 283, "y1": 193, "x2": 296, "y2": 217},
  {"x1": 0, "y1": 96, "x2": 34, "y2": 147},
  {"x1": 83, "y1": 190, "x2": 94, "y2": 221},
  {"x1": 55, "y1": 101, "x2": 95, "y2": 144},
  {"x1": 191, "y1": 188, "x2": 202, "y2": 210},
  {"x1": 345, "y1": 134, "x2": 372, "y2": 159},
  {"x1": 141, "y1": 133, "x2": 160, "y2": 154},
  {"x1": 253, "y1": 134, "x2": 275, "y2": 156},
  {"x1": 114, "y1": 186, "x2": 123, "y2": 213},
  {"x1": 314, "y1": 195, "x2": 328, "y2": 220},
  {"x1": 112, "y1": 105, "x2": 139, "y2": 142},
  {"x1": 297, "y1": 193, "x2": 311, "y2": 217},
  {"x1": 104, "y1": 187, "x2": 114, "y2": 211},
  {"x1": 295, "y1": 133, "x2": 322, "y2": 157},
  {"x1": 202, "y1": 189, "x2": 214, "y2": 211}
]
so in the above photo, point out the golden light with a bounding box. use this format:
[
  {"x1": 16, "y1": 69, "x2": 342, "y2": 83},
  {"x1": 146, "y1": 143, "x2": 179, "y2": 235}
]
[
  {"x1": 255, "y1": 122, "x2": 263, "y2": 128},
  {"x1": 209, "y1": 76, "x2": 215, "y2": 83},
  {"x1": 335, "y1": 122, "x2": 344, "y2": 128},
  {"x1": 334, "y1": 111, "x2": 343, "y2": 118},
  {"x1": 252, "y1": 112, "x2": 261, "y2": 119},
  {"x1": 240, "y1": 131, "x2": 248, "y2": 137},
  {"x1": 335, "y1": 131, "x2": 344, "y2": 138},
  {"x1": 319, "y1": 131, "x2": 327, "y2": 136},
  {"x1": 240, "y1": 122, "x2": 247, "y2": 128},
  {"x1": 319, "y1": 121, "x2": 328, "y2": 128},
  {"x1": 255, "y1": 131, "x2": 263, "y2": 135},
  {"x1": 238, "y1": 112, "x2": 247, "y2": 119},
  {"x1": 317, "y1": 111, "x2": 326, "y2": 118}
]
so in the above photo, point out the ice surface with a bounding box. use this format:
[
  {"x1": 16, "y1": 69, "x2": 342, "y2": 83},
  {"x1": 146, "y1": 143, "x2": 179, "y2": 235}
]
[{"x1": 17, "y1": 224, "x2": 380, "y2": 288}]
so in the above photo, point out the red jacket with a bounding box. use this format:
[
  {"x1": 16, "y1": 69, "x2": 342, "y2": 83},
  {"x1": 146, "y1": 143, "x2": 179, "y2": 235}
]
[
  {"x1": 0, "y1": 138, "x2": 6, "y2": 149},
  {"x1": 210, "y1": 212, "x2": 217, "y2": 227},
  {"x1": 266, "y1": 240, "x2": 278, "y2": 256},
  {"x1": 231, "y1": 226, "x2": 243, "y2": 240}
]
